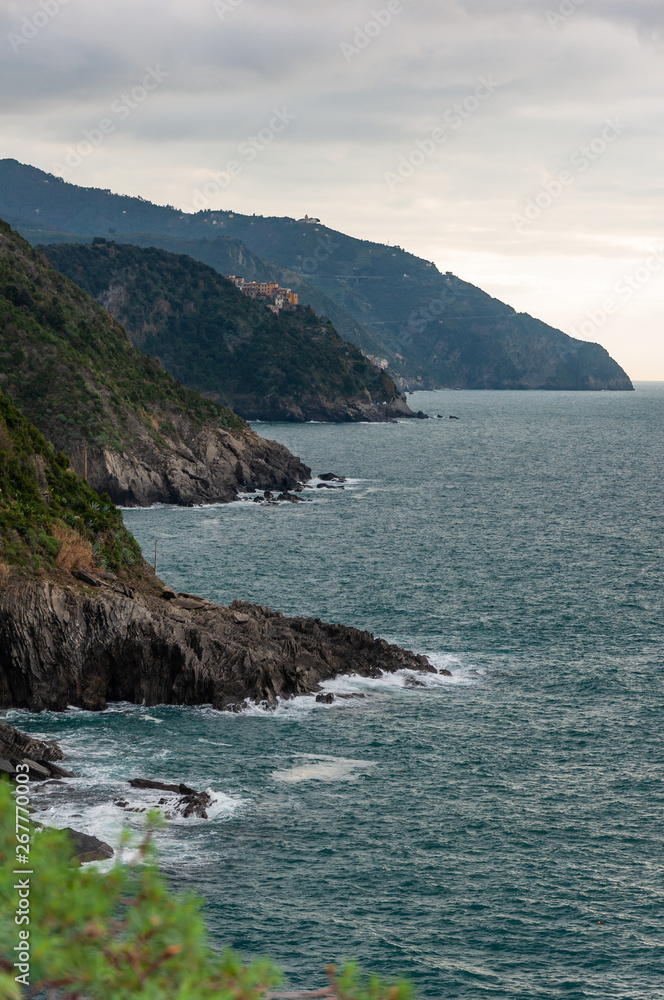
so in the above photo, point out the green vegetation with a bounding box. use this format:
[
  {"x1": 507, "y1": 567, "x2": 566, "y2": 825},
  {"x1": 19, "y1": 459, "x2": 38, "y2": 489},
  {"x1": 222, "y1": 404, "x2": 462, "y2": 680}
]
[
  {"x1": 0, "y1": 390, "x2": 141, "y2": 572},
  {"x1": 0, "y1": 781, "x2": 413, "y2": 1000},
  {"x1": 40, "y1": 240, "x2": 400, "y2": 417},
  {"x1": 0, "y1": 157, "x2": 633, "y2": 389},
  {"x1": 0, "y1": 218, "x2": 246, "y2": 468}
]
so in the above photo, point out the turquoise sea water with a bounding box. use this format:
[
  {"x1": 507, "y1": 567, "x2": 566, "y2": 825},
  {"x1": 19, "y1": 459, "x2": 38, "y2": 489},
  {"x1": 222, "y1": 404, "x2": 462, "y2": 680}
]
[{"x1": 12, "y1": 385, "x2": 664, "y2": 999}]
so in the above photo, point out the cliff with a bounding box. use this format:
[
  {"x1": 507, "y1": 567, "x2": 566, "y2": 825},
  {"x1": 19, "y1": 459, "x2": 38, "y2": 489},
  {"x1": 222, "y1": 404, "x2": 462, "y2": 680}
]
[
  {"x1": 40, "y1": 240, "x2": 415, "y2": 423},
  {"x1": 0, "y1": 388, "x2": 433, "y2": 713},
  {"x1": 0, "y1": 219, "x2": 309, "y2": 506},
  {"x1": 0, "y1": 578, "x2": 432, "y2": 712}
]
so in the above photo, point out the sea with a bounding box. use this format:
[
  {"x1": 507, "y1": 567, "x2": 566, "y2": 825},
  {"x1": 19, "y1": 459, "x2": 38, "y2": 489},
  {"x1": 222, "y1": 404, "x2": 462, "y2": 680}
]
[{"x1": 9, "y1": 384, "x2": 664, "y2": 999}]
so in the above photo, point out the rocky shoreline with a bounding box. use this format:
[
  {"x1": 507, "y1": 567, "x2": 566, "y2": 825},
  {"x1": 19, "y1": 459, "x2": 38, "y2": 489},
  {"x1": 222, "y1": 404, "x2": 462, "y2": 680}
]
[{"x1": 0, "y1": 575, "x2": 435, "y2": 713}]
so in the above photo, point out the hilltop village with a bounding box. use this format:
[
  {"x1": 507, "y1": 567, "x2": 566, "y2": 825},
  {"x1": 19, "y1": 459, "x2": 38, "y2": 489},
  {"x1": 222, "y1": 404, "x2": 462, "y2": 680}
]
[{"x1": 228, "y1": 276, "x2": 299, "y2": 314}]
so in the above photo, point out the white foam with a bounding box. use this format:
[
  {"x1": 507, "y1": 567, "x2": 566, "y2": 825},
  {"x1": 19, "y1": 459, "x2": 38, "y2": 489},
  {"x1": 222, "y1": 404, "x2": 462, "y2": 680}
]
[
  {"x1": 272, "y1": 754, "x2": 375, "y2": 784},
  {"x1": 237, "y1": 657, "x2": 479, "y2": 718}
]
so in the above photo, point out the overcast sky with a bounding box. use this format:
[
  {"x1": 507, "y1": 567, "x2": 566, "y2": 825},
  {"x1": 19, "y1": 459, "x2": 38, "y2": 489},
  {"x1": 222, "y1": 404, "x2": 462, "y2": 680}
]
[{"x1": 2, "y1": 0, "x2": 663, "y2": 378}]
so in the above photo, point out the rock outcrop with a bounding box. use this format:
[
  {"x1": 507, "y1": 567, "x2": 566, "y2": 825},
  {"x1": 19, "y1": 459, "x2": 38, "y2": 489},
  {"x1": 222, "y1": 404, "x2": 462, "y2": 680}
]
[
  {"x1": 74, "y1": 416, "x2": 311, "y2": 508},
  {"x1": 0, "y1": 578, "x2": 434, "y2": 713},
  {"x1": 0, "y1": 719, "x2": 70, "y2": 778}
]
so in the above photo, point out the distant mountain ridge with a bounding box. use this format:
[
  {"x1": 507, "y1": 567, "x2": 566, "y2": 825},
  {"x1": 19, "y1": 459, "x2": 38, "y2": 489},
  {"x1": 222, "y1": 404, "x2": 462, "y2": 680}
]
[
  {"x1": 0, "y1": 158, "x2": 633, "y2": 391},
  {"x1": 40, "y1": 238, "x2": 414, "y2": 423}
]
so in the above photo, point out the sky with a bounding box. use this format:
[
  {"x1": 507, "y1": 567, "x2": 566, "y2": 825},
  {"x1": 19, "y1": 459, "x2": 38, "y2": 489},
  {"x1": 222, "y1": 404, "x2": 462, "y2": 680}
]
[{"x1": 2, "y1": 0, "x2": 663, "y2": 379}]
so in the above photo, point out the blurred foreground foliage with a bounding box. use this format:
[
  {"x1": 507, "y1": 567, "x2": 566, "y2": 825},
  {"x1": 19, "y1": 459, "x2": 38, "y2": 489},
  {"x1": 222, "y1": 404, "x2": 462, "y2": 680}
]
[{"x1": 0, "y1": 782, "x2": 413, "y2": 1000}]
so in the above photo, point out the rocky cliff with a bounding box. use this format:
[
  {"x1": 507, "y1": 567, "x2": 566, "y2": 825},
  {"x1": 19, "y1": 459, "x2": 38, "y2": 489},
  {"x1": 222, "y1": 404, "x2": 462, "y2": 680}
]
[
  {"x1": 0, "y1": 220, "x2": 309, "y2": 506},
  {"x1": 0, "y1": 576, "x2": 433, "y2": 712}
]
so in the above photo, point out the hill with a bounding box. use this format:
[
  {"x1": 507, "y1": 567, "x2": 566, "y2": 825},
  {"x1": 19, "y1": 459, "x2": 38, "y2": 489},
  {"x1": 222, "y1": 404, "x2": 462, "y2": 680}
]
[
  {"x1": 0, "y1": 158, "x2": 633, "y2": 391},
  {"x1": 0, "y1": 219, "x2": 309, "y2": 505},
  {"x1": 27, "y1": 228, "x2": 388, "y2": 359},
  {"x1": 39, "y1": 239, "x2": 415, "y2": 423}
]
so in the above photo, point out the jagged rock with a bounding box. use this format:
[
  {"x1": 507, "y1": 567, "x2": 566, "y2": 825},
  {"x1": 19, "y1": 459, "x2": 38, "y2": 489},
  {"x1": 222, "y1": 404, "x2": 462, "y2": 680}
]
[
  {"x1": 317, "y1": 483, "x2": 344, "y2": 490},
  {"x1": 63, "y1": 828, "x2": 114, "y2": 865},
  {"x1": 161, "y1": 587, "x2": 177, "y2": 601},
  {"x1": 21, "y1": 757, "x2": 51, "y2": 779},
  {"x1": 0, "y1": 757, "x2": 16, "y2": 775},
  {"x1": 234, "y1": 612, "x2": 251, "y2": 624},
  {"x1": 316, "y1": 693, "x2": 335, "y2": 704},
  {"x1": 128, "y1": 778, "x2": 212, "y2": 819},
  {"x1": 0, "y1": 720, "x2": 65, "y2": 765},
  {"x1": 0, "y1": 583, "x2": 434, "y2": 712},
  {"x1": 338, "y1": 693, "x2": 366, "y2": 700},
  {"x1": 415, "y1": 411, "x2": 429, "y2": 419}
]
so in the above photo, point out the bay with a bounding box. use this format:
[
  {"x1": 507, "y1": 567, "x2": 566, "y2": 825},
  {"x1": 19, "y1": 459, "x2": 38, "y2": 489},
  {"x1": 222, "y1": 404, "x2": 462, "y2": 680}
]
[{"x1": 14, "y1": 385, "x2": 664, "y2": 999}]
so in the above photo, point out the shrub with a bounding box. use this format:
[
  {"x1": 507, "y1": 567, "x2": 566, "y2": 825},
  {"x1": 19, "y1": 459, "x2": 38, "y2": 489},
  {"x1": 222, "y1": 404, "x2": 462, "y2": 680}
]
[
  {"x1": 52, "y1": 522, "x2": 94, "y2": 573},
  {"x1": 0, "y1": 781, "x2": 413, "y2": 1000}
]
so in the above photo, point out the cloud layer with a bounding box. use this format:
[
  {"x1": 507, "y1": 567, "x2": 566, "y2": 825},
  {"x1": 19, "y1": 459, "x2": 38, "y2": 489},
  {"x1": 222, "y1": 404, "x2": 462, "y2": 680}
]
[{"x1": 2, "y1": 0, "x2": 663, "y2": 376}]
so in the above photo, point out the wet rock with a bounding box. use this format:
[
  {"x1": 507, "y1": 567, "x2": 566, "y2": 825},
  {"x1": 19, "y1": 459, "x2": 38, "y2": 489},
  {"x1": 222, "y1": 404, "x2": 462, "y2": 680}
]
[
  {"x1": 316, "y1": 483, "x2": 344, "y2": 490},
  {"x1": 415, "y1": 411, "x2": 429, "y2": 419},
  {"x1": 338, "y1": 693, "x2": 366, "y2": 700},
  {"x1": 128, "y1": 778, "x2": 212, "y2": 819},
  {"x1": 404, "y1": 676, "x2": 426, "y2": 688},
  {"x1": 449, "y1": 415, "x2": 460, "y2": 420},
  {"x1": 0, "y1": 722, "x2": 66, "y2": 771},
  {"x1": 277, "y1": 492, "x2": 304, "y2": 503},
  {"x1": 63, "y1": 828, "x2": 114, "y2": 865},
  {"x1": 22, "y1": 757, "x2": 54, "y2": 780},
  {"x1": 319, "y1": 473, "x2": 347, "y2": 483},
  {"x1": 316, "y1": 693, "x2": 335, "y2": 704}
]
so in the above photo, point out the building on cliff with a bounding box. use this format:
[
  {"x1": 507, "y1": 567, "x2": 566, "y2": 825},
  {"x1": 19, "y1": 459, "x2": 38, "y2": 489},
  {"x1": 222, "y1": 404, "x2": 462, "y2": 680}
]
[{"x1": 228, "y1": 276, "x2": 299, "y2": 313}]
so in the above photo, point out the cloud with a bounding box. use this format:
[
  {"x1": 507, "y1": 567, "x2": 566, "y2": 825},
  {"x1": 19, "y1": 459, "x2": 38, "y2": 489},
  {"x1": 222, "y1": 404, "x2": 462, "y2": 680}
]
[{"x1": 0, "y1": 0, "x2": 663, "y2": 375}]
